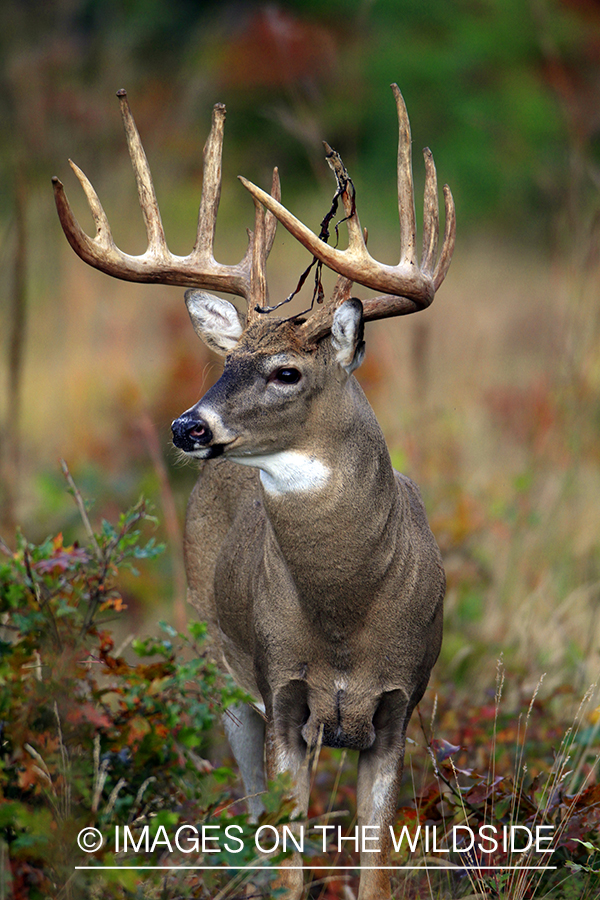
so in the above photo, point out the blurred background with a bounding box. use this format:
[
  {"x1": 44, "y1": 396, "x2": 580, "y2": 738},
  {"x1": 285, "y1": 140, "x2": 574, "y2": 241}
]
[{"x1": 2, "y1": 0, "x2": 600, "y2": 699}]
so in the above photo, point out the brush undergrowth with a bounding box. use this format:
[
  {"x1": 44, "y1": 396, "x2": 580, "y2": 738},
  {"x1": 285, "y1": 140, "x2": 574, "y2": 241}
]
[
  {"x1": 300, "y1": 671, "x2": 600, "y2": 899},
  {"x1": 1, "y1": 470, "x2": 599, "y2": 899},
  {"x1": 0, "y1": 468, "x2": 276, "y2": 900},
  {"x1": 397, "y1": 668, "x2": 600, "y2": 899}
]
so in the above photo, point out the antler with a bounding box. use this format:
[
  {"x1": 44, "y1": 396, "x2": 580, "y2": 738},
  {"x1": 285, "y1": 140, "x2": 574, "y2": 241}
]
[
  {"x1": 52, "y1": 90, "x2": 279, "y2": 321},
  {"x1": 239, "y1": 84, "x2": 455, "y2": 342}
]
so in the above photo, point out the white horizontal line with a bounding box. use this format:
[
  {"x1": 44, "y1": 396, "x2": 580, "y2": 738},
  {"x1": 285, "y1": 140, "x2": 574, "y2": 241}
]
[{"x1": 75, "y1": 865, "x2": 557, "y2": 871}]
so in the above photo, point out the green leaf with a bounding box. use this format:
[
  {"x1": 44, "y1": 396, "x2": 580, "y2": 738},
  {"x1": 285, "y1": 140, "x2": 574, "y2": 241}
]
[
  {"x1": 188, "y1": 621, "x2": 208, "y2": 641},
  {"x1": 574, "y1": 839, "x2": 599, "y2": 853}
]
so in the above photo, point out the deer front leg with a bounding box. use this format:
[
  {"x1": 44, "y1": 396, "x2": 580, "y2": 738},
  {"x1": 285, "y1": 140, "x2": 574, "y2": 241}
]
[
  {"x1": 356, "y1": 690, "x2": 411, "y2": 900},
  {"x1": 223, "y1": 703, "x2": 266, "y2": 822},
  {"x1": 262, "y1": 683, "x2": 312, "y2": 900}
]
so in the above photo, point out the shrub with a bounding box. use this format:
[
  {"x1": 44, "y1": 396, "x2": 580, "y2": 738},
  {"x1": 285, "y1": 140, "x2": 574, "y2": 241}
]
[{"x1": 0, "y1": 469, "x2": 249, "y2": 899}]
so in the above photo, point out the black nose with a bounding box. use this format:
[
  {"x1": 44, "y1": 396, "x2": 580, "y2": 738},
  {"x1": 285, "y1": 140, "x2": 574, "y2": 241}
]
[{"x1": 171, "y1": 414, "x2": 213, "y2": 451}]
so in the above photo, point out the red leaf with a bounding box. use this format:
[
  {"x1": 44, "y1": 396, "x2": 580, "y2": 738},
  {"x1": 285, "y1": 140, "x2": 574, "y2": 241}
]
[
  {"x1": 66, "y1": 702, "x2": 112, "y2": 729},
  {"x1": 36, "y1": 545, "x2": 90, "y2": 574},
  {"x1": 431, "y1": 738, "x2": 461, "y2": 762}
]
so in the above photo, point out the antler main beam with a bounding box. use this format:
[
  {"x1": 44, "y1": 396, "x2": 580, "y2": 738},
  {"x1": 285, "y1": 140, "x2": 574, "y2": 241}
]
[
  {"x1": 54, "y1": 86, "x2": 454, "y2": 342},
  {"x1": 240, "y1": 84, "x2": 455, "y2": 341},
  {"x1": 52, "y1": 91, "x2": 279, "y2": 314}
]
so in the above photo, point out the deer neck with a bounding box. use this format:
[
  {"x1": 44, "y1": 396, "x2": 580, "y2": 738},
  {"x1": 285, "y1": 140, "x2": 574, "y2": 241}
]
[{"x1": 238, "y1": 378, "x2": 401, "y2": 606}]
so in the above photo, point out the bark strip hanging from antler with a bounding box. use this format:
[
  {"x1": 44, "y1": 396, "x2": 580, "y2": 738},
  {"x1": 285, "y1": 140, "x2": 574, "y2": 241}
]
[
  {"x1": 52, "y1": 90, "x2": 279, "y2": 317},
  {"x1": 256, "y1": 145, "x2": 357, "y2": 318},
  {"x1": 239, "y1": 84, "x2": 456, "y2": 342}
]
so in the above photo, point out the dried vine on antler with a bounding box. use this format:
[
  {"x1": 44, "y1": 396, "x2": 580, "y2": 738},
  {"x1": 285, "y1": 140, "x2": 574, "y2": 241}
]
[{"x1": 239, "y1": 83, "x2": 456, "y2": 342}]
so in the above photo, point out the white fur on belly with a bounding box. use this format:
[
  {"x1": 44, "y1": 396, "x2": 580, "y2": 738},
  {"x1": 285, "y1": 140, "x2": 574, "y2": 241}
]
[{"x1": 231, "y1": 450, "x2": 330, "y2": 495}]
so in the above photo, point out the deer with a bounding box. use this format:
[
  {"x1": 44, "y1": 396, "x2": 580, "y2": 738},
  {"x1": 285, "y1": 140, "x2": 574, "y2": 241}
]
[{"x1": 53, "y1": 84, "x2": 455, "y2": 899}]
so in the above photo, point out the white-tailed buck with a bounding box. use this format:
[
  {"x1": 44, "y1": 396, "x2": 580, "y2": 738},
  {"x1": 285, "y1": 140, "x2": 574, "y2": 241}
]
[{"x1": 54, "y1": 84, "x2": 455, "y2": 899}]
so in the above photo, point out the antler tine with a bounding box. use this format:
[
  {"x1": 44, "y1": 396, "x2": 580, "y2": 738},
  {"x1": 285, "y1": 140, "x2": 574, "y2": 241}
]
[
  {"x1": 323, "y1": 142, "x2": 368, "y2": 256},
  {"x1": 248, "y1": 201, "x2": 268, "y2": 322},
  {"x1": 53, "y1": 92, "x2": 285, "y2": 301},
  {"x1": 434, "y1": 184, "x2": 456, "y2": 290},
  {"x1": 265, "y1": 167, "x2": 281, "y2": 256},
  {"x1": 117, "y1": 89, "x2": 168, "y2": 258},
  {"x1": 193, "y1": 102, "x2": 226, "y2": 262},
  {"x1": 246, "y1": 167, "x2": 281, "y2": 322},
  {"x1": 52, "y1": 162, "x2": 119, "y2": 266},
  {"x1": 421, "y1": 148, "x2": 439, "y2": 275},
  {"x1": 392, "y1": 84, "x2": 417, "y2": 268}
]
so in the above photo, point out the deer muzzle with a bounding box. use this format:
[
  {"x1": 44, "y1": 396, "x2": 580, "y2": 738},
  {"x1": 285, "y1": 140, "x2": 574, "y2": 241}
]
[{"x1": 171, "y1": 413, "x2": 220, "y2": 456}]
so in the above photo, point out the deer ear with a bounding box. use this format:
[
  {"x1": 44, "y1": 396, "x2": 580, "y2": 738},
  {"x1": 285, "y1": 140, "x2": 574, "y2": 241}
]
[
  {"x1": 331, "y1": 299, "x2": 365, "y2": 374},
  {"x1": 185, "y1": 290, "x2": 244, "y2": 355}
]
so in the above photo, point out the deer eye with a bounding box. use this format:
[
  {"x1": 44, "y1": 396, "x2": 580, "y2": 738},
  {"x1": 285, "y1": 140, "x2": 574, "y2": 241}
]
[{"x1": 270, "y1": 367, "x2": 301, "y2": 385}]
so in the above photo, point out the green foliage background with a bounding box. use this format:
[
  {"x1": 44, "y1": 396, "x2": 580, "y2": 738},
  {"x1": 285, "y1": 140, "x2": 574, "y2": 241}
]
[{"x1": 0, "y1": 0, "x2": 596, "y2": 232}]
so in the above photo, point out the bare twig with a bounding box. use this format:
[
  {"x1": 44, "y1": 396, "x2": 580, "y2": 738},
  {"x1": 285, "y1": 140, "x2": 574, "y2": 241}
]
[
  {"x1": 54, "y1": 702, "x2": 71, "y2": 820},
  {"x1": 60, "y1": 460, "x2": 102, "y2": 562},
  {"x1": 23, "y1": 545, "x2": 61, "y2": 651},
  {"x1": 104, "y1": 777, "x2": 127, "y2": 818}
]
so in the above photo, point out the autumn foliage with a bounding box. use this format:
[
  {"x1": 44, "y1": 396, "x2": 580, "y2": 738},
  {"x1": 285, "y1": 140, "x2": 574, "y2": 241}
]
[{"x1": 0, "y1": 481, "x2": 252, "y2": 899}]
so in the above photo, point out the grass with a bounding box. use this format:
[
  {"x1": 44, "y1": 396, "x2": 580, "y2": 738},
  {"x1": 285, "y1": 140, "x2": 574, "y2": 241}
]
[
  {"x1": 399, "y1": 669, "x2": 600, "y2": 900},
  {"x1": 281, "y1": 665, "x2": 600, "y2": 899}
]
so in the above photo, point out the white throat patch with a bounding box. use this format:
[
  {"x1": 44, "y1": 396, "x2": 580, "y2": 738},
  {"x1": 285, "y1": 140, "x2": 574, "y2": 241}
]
[{"x1": 230, "y1": 450, "x2": 330, "y2": 495}]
